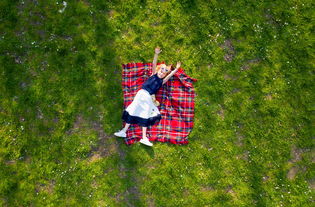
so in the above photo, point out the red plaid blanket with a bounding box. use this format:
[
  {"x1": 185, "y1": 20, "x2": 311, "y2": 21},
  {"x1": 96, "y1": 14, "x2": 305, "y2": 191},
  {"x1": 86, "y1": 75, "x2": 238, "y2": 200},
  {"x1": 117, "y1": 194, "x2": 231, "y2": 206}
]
[{"x1": 121, "y1": 62, "x2": 197, "y2": 145}]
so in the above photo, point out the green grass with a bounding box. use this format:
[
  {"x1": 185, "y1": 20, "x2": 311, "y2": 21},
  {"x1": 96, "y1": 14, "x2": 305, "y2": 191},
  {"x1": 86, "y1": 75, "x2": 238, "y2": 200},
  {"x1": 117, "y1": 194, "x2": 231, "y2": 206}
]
[{"x1": 0, "y1": 0, "x2": 314, "y2": 206}]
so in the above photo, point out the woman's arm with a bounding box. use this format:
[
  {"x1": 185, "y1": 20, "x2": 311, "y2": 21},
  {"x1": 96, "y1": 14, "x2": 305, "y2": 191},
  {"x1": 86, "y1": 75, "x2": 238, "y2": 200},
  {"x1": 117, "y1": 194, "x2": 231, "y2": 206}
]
[
  {"x1": 163, "y1": 62, "x2": 181, "y2": 84},
  {"x1": 152, "y1": 47, "x2": 161, "y2": 75}
]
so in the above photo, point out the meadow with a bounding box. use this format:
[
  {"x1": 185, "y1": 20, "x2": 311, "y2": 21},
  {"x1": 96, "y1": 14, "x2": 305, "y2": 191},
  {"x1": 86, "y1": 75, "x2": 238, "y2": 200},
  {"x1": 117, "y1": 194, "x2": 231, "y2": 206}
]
[{"x1": 0, "y1": 0, "x2": 314, "y2": 206}]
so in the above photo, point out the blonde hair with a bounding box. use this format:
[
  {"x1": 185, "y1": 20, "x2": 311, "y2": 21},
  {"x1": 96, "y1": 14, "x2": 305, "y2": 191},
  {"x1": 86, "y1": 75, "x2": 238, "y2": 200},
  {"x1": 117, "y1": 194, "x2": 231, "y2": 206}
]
[{"x1": 156, "y1": 64, "x2": 172, "y2": 76}]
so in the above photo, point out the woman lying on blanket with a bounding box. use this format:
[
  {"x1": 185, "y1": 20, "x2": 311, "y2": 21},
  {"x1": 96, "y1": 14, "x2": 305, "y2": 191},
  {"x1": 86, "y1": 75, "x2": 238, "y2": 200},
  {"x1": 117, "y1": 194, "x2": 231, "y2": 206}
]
[{"x1": 114, "y1": 47, "x2": 181, "y2": 146}]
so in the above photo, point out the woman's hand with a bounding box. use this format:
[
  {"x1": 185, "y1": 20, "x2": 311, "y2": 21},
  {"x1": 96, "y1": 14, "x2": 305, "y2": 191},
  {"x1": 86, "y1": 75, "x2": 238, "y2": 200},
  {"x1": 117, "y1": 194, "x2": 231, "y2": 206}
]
[
  {"x1": 176, "y1": 61, "x2": 181, "y2": 69},
  {"x1": 155, "y1": 47, "x2": 162, "y2": 54}
]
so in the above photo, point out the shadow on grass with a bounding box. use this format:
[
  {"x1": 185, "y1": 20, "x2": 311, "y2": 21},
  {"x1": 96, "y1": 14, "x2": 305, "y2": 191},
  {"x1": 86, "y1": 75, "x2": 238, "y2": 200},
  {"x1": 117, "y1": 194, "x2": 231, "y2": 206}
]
[{"x1": 140, "y1": 144, "x2": 155, "y2": 158}]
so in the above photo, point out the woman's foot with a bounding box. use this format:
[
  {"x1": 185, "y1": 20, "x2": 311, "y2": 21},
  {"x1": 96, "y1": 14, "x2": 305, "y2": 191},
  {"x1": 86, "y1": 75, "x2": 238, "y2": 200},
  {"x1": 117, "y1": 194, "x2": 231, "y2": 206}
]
[
  {"x1": 114, "y1": 130, "x2": 126, "y2": 138},
  {"x1": 139, "y1": 137, "x2": 153, "y2": 147}
]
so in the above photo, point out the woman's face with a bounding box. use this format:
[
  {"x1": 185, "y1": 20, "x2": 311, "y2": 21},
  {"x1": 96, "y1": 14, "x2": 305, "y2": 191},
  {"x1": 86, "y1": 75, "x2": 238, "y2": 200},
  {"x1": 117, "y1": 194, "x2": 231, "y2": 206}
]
[{"x1": 157, "y1": 65, "x2": 170, "y2": 78}]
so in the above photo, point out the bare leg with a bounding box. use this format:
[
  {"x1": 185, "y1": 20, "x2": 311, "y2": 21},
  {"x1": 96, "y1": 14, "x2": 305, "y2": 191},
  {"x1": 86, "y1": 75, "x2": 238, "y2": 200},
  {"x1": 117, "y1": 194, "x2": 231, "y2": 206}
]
[
  {"x1": 142, "y1": 126, "x2": 147, "y2": 138},
  {"x1": 140, "y1": 126, "x2": 153, "y2": 146},
  {"x1": 122, "y1": 123, "x2": 130, "y2": 132}
]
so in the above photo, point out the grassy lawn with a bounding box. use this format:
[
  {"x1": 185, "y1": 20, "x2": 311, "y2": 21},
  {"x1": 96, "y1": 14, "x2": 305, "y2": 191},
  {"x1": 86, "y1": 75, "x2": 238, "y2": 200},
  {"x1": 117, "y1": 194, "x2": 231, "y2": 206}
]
[{"x1": 0, "y1": 0, "x2": 314, "y2": 206}]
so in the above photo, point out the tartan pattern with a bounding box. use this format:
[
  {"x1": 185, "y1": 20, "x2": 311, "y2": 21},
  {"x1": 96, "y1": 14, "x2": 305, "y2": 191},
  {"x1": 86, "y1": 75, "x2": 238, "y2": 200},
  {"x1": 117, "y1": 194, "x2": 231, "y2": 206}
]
[{"x1": 121, "y1": 62, "x2": 197, "y2": 145}]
